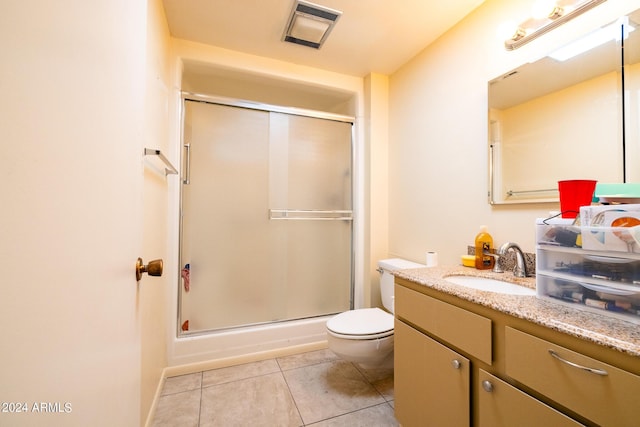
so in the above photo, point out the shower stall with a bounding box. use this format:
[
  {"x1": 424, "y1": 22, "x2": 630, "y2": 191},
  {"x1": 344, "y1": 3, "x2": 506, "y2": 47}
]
[{"x1": 178, "y1": 95, "x2": 355, "y2": 336}]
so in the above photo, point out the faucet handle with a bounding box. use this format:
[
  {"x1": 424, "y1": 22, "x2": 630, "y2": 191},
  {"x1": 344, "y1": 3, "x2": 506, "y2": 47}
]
[
  {"x1": 491, "y1": 254, "x2": 504, "y2": 273},
  {"x1": 492, "y1": 256, "x2": 504, "y2": 273},
  {"x1": 484, "y1": 251, "x2": 503, "y2": 273}
]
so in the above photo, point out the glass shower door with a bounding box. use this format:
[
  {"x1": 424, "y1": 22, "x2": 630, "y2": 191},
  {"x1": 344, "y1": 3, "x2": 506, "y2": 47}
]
[{"x1": 180, "y1": 100, "x2": 353, "y2": 334}]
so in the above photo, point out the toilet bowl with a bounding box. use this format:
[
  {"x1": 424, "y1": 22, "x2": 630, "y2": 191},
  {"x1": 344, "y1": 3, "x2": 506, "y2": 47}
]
[
  {"x1": 326, "y1": 258, "x2": 425, "y2": 368},
  {"x1": 327, "y1": 307, "x2": 395, "y2": 368}
]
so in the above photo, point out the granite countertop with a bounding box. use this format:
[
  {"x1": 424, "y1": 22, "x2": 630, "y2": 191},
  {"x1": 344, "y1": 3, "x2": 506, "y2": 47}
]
[{"x1": 394, "y1": 265, "x2": 640, "y2": 358}]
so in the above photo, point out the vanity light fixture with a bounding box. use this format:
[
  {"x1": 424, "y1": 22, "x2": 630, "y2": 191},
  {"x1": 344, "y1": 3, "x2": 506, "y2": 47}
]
[
  {"x1": 282, "y1": 0, "x2": 342, "y2": 49},
  {"x1": 504, "y1": 0, "x2": 608, "y2": 50},
  {"x1": 548, "y1": 17, "x2": 634, "y2": 61}
]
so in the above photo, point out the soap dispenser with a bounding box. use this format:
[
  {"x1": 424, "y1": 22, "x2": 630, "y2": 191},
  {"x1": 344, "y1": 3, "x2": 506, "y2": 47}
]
[{"x1": 474, "y1": 225, "x2": 495, "y2": 270}]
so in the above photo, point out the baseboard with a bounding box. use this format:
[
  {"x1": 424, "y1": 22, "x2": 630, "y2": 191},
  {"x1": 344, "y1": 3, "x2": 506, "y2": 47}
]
[{"x1": 164, "y1": 340, "x2": 328, "y2": 377}]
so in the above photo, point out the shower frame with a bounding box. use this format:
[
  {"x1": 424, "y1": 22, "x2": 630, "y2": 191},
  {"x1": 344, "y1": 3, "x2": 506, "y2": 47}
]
[{"x1": 177, "y1": 91, "x2": 357, "y2": 337}]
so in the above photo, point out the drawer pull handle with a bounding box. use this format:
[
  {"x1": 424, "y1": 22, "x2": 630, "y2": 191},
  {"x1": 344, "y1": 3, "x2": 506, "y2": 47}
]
[
  {"x1": 548, "y1": 350, "x2": 608, "y2": 376},
  {"x1": 451, "y1": 359, "x2": 462, "y2": 369}
]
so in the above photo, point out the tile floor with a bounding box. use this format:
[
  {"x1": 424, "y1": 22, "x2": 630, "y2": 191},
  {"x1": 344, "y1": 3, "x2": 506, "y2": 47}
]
[{"x1": 151, "y1": 349, "x2": 398, "y2": 427}]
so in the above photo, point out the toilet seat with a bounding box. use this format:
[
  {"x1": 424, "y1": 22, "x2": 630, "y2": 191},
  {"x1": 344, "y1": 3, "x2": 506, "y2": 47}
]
[{"x1": 326, "y1": 308, "x2": 393, "y2": 340}]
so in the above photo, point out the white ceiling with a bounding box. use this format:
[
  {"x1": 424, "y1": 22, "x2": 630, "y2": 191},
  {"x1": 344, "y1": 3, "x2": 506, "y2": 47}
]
[{"x1": 161, "y1": 0, "x2": 486, "y2": 77}]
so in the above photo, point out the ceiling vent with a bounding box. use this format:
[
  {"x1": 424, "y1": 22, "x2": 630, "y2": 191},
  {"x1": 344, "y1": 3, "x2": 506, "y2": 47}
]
[{"x1": 283, "y1": 0, "x2": 342, "y2": 49}]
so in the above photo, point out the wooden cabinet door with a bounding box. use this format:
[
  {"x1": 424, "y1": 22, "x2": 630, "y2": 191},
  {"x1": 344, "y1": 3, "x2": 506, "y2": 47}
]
[
  {"x1": 478, "y1": 369, "x2": 584, "y2": 427},
  {"x1": 395, "y1": 320, "x2": 470, "y2": 427}
]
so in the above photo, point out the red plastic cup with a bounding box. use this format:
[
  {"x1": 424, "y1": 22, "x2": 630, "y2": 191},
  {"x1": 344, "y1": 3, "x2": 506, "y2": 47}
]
[{"x1": 558, "y1": 180, "x2": 597, "y2": 218}]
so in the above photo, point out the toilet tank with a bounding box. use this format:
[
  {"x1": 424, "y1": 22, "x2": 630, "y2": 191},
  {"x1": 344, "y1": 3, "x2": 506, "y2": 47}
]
[{"x1": 377, "y1": 258, "x2": 425, "y2": 313}]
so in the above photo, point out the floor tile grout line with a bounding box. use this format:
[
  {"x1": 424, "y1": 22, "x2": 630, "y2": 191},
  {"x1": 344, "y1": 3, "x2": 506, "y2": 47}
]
[
  {"x1": 279, "y1": 363, "x2": 306, "y2": 426},
  {"x1": 197, "y1": 371, "x2": 203, "y2": 427},
  {"x1": 277, "y1": 358, "x2": 342, "y2": 373},
  {"x1": 275, "y1": 355, "x2": 308, "y2": 425},
  {"x1": 306, "y1": 401, "x2": 394, "y2": 426},
  {"x1": 159, "y1": 372, "x2": 201, "y2": 396},
  {"x1": 200, "y1": 370, "x2": 283, "y2": 390}
]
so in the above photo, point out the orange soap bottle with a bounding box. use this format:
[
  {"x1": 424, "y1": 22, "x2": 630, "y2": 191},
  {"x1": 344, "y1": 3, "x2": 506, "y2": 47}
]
[{"x1": 474, "y1": 225, "x2": 495, "y2": 270}]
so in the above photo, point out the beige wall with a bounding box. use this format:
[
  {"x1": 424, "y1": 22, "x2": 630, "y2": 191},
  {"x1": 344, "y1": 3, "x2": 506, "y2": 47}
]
[
  {"x1": 365, "y1": 74, "x2": 390, "y2": 307},
  {"x1": 387, "y1": 0, "x2": 640, "y2": 266},
  {"x1": 0, "y1": 0, "x2": 172, "y2": 425}
]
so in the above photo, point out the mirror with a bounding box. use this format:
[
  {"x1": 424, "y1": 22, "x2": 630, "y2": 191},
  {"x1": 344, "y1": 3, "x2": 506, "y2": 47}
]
[{"x1": 488, "y1": 9, "x2": 640, "y2": 204}]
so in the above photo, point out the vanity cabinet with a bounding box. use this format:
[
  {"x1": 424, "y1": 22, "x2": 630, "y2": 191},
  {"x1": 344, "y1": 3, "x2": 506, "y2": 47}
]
[
  {"x1": 395, "y1": 320, "x2": 470, "y2": 427},
  {"x1": 394, "y1": 284, "x2": 490, "y2": 426},
  {"x1": 394, "y1": 277, "x2": 640, "y2": 427}
]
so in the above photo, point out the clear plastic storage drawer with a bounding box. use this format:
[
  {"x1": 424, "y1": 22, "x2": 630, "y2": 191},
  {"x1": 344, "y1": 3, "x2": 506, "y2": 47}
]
[{"x1": 536, "y1": 246, "x2": 640, "y2": 323}]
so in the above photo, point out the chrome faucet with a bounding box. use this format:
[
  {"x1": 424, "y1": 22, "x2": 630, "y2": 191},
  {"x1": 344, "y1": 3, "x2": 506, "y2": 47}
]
[{"x1": 497, "y1": 242, "x2": 530, "y2": 278}]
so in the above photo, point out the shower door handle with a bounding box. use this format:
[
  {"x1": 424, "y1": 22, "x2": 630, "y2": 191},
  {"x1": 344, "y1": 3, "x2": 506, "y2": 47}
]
[
  {"x1": 183, "y1": 143, "x2": 191, "y2": 185},
  {"x1": 268, "y1": 209, "x2": 353, "y2": 221}
]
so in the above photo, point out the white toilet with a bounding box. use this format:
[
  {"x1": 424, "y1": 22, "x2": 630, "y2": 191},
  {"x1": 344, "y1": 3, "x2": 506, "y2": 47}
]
[{"x1": 326, "y1": 258, "x2": 425, "y2": 368}]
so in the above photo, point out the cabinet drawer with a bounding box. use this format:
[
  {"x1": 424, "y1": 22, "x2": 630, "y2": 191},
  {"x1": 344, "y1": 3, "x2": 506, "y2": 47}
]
[
  {"x1": 395, "y1": 284, "x2": 492, "y2": 364},
  {"x1": 478, "y1": 369, "x2": 583, "y2": 427},
  {"x1": 505, "y1": 327, "x2": 640, "y2": 427}
]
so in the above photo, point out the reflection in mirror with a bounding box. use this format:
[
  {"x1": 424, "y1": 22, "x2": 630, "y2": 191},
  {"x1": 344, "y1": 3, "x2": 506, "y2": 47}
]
[
  {"x1": 488, "y1": 12, "x2": 638, "y2": 204},
  {"x1": 625, "y1": 9, "x2": 640, "y2": 183}
]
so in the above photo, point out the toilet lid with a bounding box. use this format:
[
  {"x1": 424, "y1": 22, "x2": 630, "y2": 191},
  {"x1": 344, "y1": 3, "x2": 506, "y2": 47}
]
[{"x1": 326, "y1": 308, "x2": 393, "y2": 337}]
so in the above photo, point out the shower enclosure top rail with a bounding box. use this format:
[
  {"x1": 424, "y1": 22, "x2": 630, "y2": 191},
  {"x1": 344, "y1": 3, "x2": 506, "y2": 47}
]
[{"x1": 182, "y1": 91, "x2": 355, "y2": 124}]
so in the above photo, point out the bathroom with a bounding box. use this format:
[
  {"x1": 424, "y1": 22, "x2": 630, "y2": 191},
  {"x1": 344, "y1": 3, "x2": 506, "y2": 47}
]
[{"x1": 2, "y1": 0, "x2": 639, "y2": 426}]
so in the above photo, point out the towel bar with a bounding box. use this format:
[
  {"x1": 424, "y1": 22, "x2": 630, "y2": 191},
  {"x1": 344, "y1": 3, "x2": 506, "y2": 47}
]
[{"x1": 144, "y1": 148, "x2": 178, "y2": 176}]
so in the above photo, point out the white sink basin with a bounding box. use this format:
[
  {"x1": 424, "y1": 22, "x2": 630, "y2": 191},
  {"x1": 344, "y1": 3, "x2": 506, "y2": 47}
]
[{"x1": 445, "y1": 275, "x2": 536, "y2": 296}]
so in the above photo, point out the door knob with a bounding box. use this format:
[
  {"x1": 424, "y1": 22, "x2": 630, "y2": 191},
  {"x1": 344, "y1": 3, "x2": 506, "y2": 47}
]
[{"x1": 136, "y1": 257, "x2": 163, "y2": 281}]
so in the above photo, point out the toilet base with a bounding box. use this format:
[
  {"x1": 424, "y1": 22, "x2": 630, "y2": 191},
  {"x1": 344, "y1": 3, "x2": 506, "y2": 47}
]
[
  {"x1": 356, "y1": 351, "x2": 394, "y2": 370},
  {"x1": 327, "y1": 333, "x2": 394, "y2": 369}
]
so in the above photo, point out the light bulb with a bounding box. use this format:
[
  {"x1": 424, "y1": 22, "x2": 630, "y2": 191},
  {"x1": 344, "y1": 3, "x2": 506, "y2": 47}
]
[
  {"x1": 497, "y1": 21, "x2": 520, "y2": 41},
  {"x1": 531, "y1": 0, "x2": 558, "y2": 20}
]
